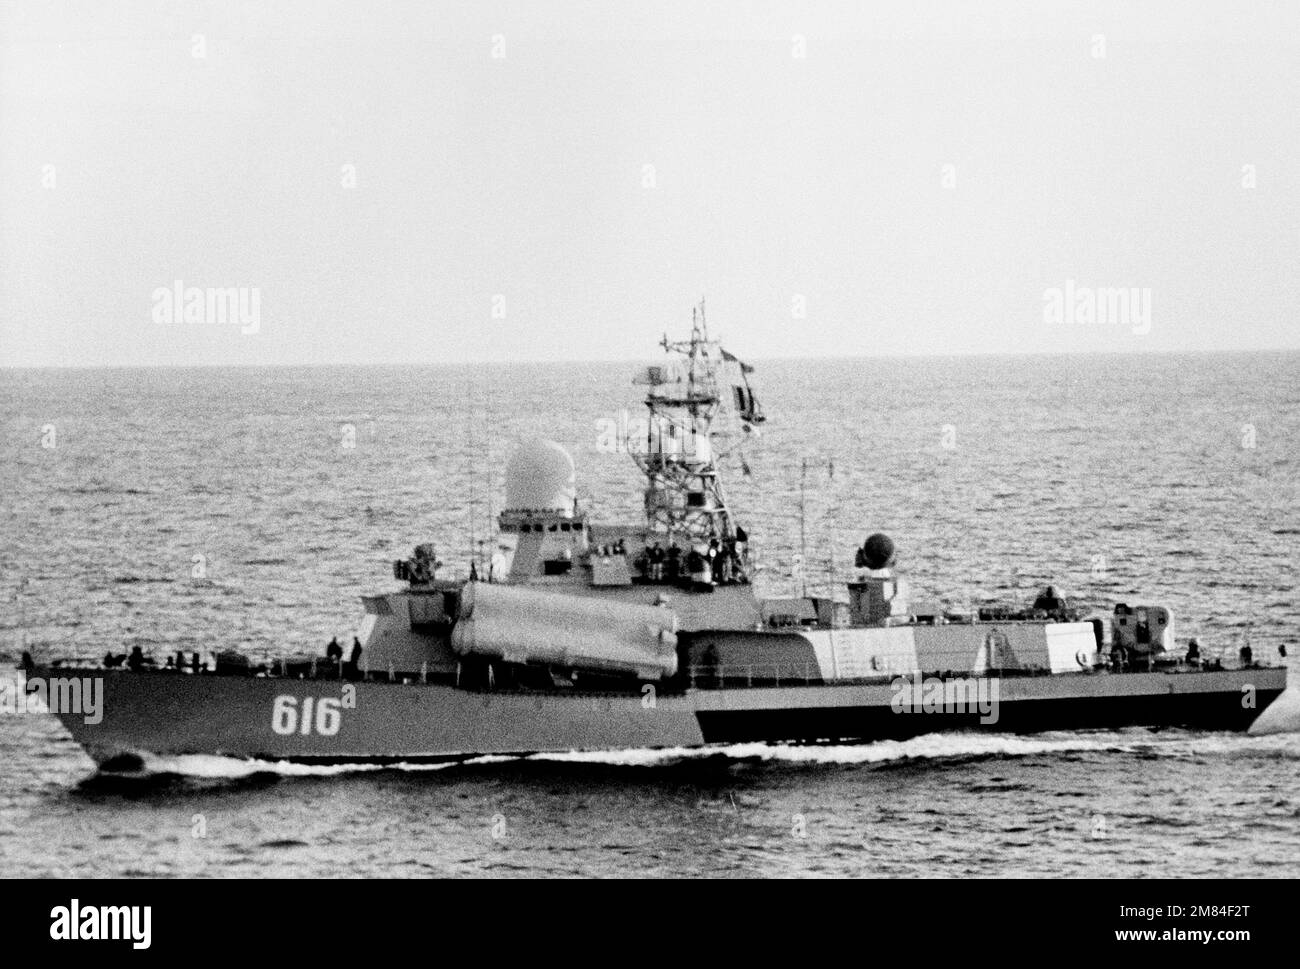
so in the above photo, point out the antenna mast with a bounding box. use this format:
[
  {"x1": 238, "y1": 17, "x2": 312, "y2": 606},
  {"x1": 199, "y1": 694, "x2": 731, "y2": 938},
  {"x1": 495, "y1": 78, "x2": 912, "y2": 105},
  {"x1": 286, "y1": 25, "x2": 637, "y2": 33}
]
[
  {"x1": 630, "y1": 301, "x2": 755, "y2": 546},
  {"x1": 799, "y1": 458, "x2": 808, "y2": 597}
]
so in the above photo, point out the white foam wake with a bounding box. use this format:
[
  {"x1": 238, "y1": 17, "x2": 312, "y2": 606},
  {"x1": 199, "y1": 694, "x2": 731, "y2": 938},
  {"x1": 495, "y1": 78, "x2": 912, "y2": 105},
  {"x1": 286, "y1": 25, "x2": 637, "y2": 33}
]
[
  {"x1": 129, "y1": 753, "x2": 383, "y2": 778},
  {"x1": 530, "y1": 732, "x2": 1146, "y2": 768},
  {"x1": 529, "y1": 728, "x2": 1299, "y2": 766},
  {"x1": 125, "y1": 752, "x2": 463, "y2": 778},
  {"x1": 110, "y1": 728, "x2": 1298, "y2": 780}
]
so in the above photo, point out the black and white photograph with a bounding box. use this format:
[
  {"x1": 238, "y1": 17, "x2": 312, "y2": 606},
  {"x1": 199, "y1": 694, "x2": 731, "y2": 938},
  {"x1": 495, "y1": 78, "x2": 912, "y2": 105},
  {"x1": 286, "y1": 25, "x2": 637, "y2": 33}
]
[{"x1": 1, "y1": 0, "x2": 1296, "y2": 932}]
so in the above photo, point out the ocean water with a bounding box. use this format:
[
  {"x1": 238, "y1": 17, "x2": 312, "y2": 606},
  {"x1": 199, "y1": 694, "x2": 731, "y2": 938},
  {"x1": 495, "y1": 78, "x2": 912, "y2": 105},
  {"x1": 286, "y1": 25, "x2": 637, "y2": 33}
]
[{"x1": 1, "y1": 352, "x2": 1298, "y2": 877}]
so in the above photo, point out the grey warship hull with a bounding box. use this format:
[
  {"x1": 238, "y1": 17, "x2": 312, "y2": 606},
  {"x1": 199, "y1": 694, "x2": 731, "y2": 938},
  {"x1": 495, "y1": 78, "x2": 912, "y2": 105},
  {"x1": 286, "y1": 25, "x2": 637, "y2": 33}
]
[
  {"x1": 39, "y1": 664, "x2": 1288, "y2": 770},
  {"x1": 29, "y1": 314, "x2": 1293, "y2": 774}
]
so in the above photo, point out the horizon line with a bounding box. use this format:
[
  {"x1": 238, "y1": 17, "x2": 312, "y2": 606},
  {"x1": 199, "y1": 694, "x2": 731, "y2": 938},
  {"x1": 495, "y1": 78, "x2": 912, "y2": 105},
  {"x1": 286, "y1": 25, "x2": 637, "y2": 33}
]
[{"x1": 4, "y1": 344, "x2": 1300, "y2": 371}]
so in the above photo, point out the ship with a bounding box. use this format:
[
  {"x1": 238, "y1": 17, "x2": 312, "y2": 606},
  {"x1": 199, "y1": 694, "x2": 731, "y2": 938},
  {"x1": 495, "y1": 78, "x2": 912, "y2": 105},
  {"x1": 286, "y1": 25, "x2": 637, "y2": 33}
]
[{"x1": 25, "y1": 305, "x2": 1290, "y2": 771}]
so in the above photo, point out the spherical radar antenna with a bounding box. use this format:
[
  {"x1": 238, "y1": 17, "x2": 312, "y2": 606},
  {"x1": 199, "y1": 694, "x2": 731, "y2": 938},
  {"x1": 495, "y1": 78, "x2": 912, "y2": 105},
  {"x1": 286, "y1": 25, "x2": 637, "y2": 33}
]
[
  {"x1": 504, "y1": 439, "x2": 576, "y2": 515},
  {"x1": 859, "y1": 532, "x2": 896, "y2": 570}
]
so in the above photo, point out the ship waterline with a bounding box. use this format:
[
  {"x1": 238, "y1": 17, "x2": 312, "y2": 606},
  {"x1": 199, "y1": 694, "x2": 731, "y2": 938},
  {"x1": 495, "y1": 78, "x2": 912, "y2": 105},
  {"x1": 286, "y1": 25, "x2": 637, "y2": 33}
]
[{"x1": 38, "y1": 664, "x2": 1287, "y2": 769}]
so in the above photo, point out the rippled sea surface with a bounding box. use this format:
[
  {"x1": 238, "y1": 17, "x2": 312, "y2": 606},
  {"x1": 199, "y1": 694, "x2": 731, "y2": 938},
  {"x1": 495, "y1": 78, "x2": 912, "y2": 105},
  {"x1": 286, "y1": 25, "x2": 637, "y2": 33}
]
[{"x1": 2, "y1": 353, "x2": 1298, "y2": 877}]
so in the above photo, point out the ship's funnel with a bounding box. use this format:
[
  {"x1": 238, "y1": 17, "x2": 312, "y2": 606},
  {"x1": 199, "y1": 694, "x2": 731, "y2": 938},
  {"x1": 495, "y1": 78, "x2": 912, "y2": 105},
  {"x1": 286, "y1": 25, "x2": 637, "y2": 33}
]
[{"x1": 504, "y1": 438, "x2": 576, "y2": 516}]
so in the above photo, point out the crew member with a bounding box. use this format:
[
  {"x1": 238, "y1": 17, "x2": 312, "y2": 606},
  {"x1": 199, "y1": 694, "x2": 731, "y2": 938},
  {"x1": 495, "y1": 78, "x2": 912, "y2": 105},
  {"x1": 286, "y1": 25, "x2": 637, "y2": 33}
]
[
  {"x1": 688, "y1": 547, "x2": 712, "y2": 591},
  {"x1": 1032, "y1": 585, "x2": 1066, "y2": 615},
  {"x1": 718, "y1": 540, "x2": 734, "y2": 584},
  {"x1": 728, "y1": 541, "x2": 746, "y2": 583},
  {"x1": 648, "y1": 542, "x2": 664, "y2": 582},
  {"x1": 666, "y1": 545, "x2": 681, "y2": 582},
  {"x1": 346, "y1": 638, "x2": 363, "y2": 679}
]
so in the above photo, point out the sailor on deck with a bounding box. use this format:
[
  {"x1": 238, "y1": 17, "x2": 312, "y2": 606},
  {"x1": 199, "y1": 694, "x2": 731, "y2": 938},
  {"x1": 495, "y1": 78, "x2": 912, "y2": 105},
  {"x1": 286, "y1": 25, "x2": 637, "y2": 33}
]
[
  {"x1": 666, "y1": 544, "x2": 681, "y2": 582},
  {"x1": 687, "y1": 547, "x2": 713, "y2": 591},
  {"x1": 1032, "y1": 585, "x2": 1067, "y2": 616},
  {"x1": 647, "y1": 542, "x2": 665, "y2": 581},
  {"x1": 345, "y1": 638, "x2": 363, "y2": 679}
]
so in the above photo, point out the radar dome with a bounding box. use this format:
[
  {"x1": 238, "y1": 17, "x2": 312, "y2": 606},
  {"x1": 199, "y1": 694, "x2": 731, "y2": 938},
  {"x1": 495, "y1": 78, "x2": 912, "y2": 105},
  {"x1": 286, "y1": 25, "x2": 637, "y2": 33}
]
[
  {"x1": 504, "y1": 439, "x2": 576, "y2": 516},
  {"x1": 860, "y1": 533, "x2": 896, "y2": 570}
]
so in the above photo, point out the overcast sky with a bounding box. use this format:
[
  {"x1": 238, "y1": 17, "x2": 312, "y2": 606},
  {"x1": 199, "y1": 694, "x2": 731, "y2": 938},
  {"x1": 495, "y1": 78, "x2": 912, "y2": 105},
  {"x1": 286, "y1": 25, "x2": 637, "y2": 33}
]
[{"x1": 2, "y1": 0, "x2": 1297, "y2": 367}]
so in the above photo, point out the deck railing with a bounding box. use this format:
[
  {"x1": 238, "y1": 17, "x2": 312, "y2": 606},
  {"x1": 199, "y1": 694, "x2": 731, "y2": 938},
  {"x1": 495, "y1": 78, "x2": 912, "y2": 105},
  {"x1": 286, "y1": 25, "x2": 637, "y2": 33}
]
[{"x1": 684, "y1": 652, "x2": 1272, "y2": 690}]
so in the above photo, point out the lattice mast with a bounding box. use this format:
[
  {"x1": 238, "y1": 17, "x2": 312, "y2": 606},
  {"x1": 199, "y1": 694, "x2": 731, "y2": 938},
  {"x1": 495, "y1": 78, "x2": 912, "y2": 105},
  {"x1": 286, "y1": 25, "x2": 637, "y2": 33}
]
[{"x1": 630, "y1": 302, "x2": 762, "y2": 545}]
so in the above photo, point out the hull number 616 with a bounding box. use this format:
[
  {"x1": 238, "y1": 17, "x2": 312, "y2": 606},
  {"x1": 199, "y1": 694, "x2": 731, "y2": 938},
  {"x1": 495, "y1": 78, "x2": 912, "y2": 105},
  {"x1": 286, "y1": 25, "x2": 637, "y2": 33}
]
[{"x1": 272, "y1": 696, "x2": 342, "y2": 736}]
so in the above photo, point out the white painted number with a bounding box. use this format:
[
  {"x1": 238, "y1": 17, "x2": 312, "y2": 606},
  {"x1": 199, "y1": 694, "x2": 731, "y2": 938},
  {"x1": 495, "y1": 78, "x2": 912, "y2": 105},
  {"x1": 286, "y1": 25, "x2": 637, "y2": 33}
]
[
  {"x1": 316, "y1": 697, "x2": 341, "y2": 735},
  {"x1": 272, "y1": 695, "x2": 296, "y2": 734},
  {"x1": 272, "y1": 695, "x2": 342, "y2": 736}
]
